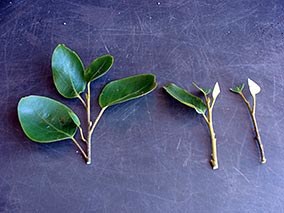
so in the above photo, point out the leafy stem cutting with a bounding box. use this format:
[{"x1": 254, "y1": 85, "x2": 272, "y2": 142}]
[
  {"x1": 18, "y1": 44, "x2": 157, "y2": 164},
  {"x1": 164, "y1": 82, "x2": 220, "y2": 170}
]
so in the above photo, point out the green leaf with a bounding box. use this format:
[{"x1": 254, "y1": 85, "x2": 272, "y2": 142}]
[
  {"x1": 52, "y1": 44, "x2": 86, "y2": 98},
  {"x1": 85, "y1": 54, "x2": 114, "y2": 82},
  {"x1": 230, "y1": 83, "x2": 244, "y2": 94},
  {"x1": 99, "y1": 74, "x2": 157, "y2": 108},
  {"x1": 193, "y1": 82, "x2": 211, "y2": 96},
  {"x1": 163, "y1": 83, "x2": 207, "y2": 114},
  {"x1": 18, "y1": 95, "x2": 80, "y2": 143}
]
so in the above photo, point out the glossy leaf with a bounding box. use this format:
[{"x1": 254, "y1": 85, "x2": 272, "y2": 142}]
[
  {"x1": 164, "y1": 83, "x2": 207, "y2": 114},
  {"x1": 248, "y1": 78, "x2": 261, "y2": 96},
  {"x1": 99, "y1": 74, "x2": 157, "y2": 108},
  {"x1": 193, "y1": 82, "x2": 211, "y2": 96},
  {"x1": 18, "y1": 95, "x2": 80, "y2": 143},
  {"x1": 212, "y1": 82, "x2": 220, "y2": 100},
  {"x1": 85, "y1": 55, "x2": 114, "y2": 82},
  {"x1": 230, "y1": 83, "x2": 244, "y2": 94},
  {"x1": 52, "y1": 44, "x2": 86, "y2": 98}
]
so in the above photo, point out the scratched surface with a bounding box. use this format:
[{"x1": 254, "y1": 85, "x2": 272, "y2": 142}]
[{"x1": 1, "y1": 0, "x2": 284, "y2": 212}]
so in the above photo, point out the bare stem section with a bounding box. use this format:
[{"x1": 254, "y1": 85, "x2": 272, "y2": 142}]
[
  {"x1": 240, "y1": 92, "x2": 266, "y2": 164},
  {"x1": 204, "y1": 97, "x2": 218, "y2": 170},
  {"x1": 86, "y1": 83, "x2": 92, "y2": 164}
]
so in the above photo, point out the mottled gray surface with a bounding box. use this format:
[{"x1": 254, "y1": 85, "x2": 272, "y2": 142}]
[{"x1": 1, "y1": 0, "x2": 284, "y2": 212}]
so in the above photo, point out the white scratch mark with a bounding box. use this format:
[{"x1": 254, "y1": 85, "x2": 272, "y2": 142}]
[
  {"x1": 233, "y1": 167, "x2": 250, "y2": 183},
  {"x1": 176, "y1": 138, "x2": 181, "y2": 150}
]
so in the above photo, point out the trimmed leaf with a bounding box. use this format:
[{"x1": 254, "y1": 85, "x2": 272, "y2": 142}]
[
  {"x1": 52, "y1": 44, "x2": 86, "y2": 98},
  {"x1": 248, "y1": 78, "x2": 261, "y2": 96},
  {"x1": 212, "y1": 82, "x2": 220, "y2": 99},
  {"x1": 18, "y1": 95, "x2": 80, "y2": 143},
  {"x1": 85, "y1": 55, "x2": 114, "y2": 82},
  {"x1": 163, "y1": 83, "x2": 207, "y2": 114},
  {"x1": 230, "y1": 83, "x2": 244, "y2": 94},
  {"x1": 99, "y1": 74, "x2": 157, "y2": 108},
  {"x1": 193, "y1": 82, "x2": 211, "y2": 96}
]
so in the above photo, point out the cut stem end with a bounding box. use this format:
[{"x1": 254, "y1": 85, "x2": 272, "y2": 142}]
[{"x1": 211, "y1": 160, "x2": 219, "y2": 170}]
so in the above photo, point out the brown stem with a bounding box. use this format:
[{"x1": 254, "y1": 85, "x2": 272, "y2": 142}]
[{"x1": 239, "y1": 92, "x2": 266, "y2": 164}]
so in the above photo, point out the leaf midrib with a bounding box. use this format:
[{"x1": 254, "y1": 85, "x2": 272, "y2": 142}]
[
  {"x1": 106, "y1": 82, "x2": 153, "y2": 106},
  {"x1": 90, "y1": 60, "x2": 107, "y2": 80},
  {"x1": 33, "y1": 109, "x2": 73, "y2": 138}
]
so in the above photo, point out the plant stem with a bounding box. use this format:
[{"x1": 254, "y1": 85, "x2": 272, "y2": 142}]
[
  {"x1": 71, "y1": 137, "x2": 88, "y2": 160},
  {"x1": 239, "y1": 92, "x2": 266, "y2": 164},
  {"x1": 86, "y1": 82, "x2": 92, "y2": 164},
  {"x1": 204, "y1": 96, "x2": 218, "y2": 170},
  {"x1": 78, "y1": 94, "x2": 86, "y2": 108},
  {"x1": 78, "y1": 126, "x2": 87, "y2": 143},
  {"x1": 90, "y1": 107, "x2": 107, "y2": 135}
]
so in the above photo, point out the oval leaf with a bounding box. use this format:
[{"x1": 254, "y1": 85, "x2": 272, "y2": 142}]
[
  {"x1": 212, "y1": 82, "x2": 220, "y2": 99},
  {"x1": 248, "y1": 78, "x2": 261, "y2": 96},
  {"x1": 18, "y1": 95, "x2": 80, "y2": 143},
  {"x1": 99, "y1": 74, "x2": 157, "y2": 108},
  {"x1": 52, "y1": 44, "x2": 86, "y2": 98},
  {"x1": 85, "y1": 55, "x2": 114, "y2": 82},
  {"x1": 164, "y1": 83, "x2": 207, "y2": 114}
]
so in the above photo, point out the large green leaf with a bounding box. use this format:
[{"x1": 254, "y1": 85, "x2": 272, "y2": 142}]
[
  {"x1": 99, "y1": 74, "x2": 157, "y2": 108},
  {"x1": 18, "y1": 95, "x2": 80, "y2": 143},
  {"x1": 163, "y1": 83, "x2": 207, "y2": 114},
  {"x1": 85, "y1": 54, "x2": 114, "y2": 82},
  {"x1": 52, "y1": 44, "x2": 86, "y2": 98}
]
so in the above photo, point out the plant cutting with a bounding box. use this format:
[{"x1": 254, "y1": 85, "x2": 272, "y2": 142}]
[
  {"x1": 164, "y1": 82, "x2": 221, "y2": 170},
  {"x1": 230, "y1": 78, "x2": 266, "y2": 164},
  {"x1": 18, "y1": 44, "x2": 157, "y2": 164}
]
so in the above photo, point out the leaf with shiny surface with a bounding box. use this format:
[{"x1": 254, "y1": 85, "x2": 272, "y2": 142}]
[
  {"x1": 85, "y1": 55, "x2": 114, "y2": 82},
  {"x1": 52, "y1": 44, "x2": 86, "y2": 98},
  {"x1": 18, "y1": 95, "x2": 80, "y2": 143},
  {"x1": 99, "y1": 74, "x2": 157, "y2": 108},
  {"x1": 164, "y1": 83, "x2": 207, "y2": 114}
]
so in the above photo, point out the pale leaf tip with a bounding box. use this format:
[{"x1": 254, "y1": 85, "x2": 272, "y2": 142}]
[
  {"x1": 212, "y1": 82, "x2": 220, "y2": 99},
  {"x1": 248, "y1": 78, "x2": 261, "y2": 96}
]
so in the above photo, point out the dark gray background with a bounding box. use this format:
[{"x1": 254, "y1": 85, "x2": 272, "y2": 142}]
[{"x1": 1, "y1": 0, "x2": 284, "y2": 212}]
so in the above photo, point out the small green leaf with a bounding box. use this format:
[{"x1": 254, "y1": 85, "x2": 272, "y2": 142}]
[
  {"x1": 85, "y1": 55, "x2": 114, "y2": 82},
  {"x1": 52, "y1": 44, "x2": 86, "y2": 98},
  {"x1": 164, "y1": 83, "x2": 207, "y2": 114},
  {"x1": 18, "y1": 95, "x2": 80, "y2": 143},
  {"x1": 230, "y1": 83, "x2": 244, "y2": 94},
  {"x1": 99, "y1": 74, "x2": 157, "y2": 108},
  {"x1": 193, "y1": 82, "x2": 211, "y2": 96}
]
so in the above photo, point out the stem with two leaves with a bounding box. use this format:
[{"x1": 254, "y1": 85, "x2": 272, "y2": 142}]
[{"x1": 230, "y1": 79, "x2": 266, "y2": 164}]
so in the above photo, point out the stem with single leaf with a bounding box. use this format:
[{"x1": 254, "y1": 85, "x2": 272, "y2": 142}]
[{"x1": 239, "y1": 92, "x2": 266, "y2": 164}]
